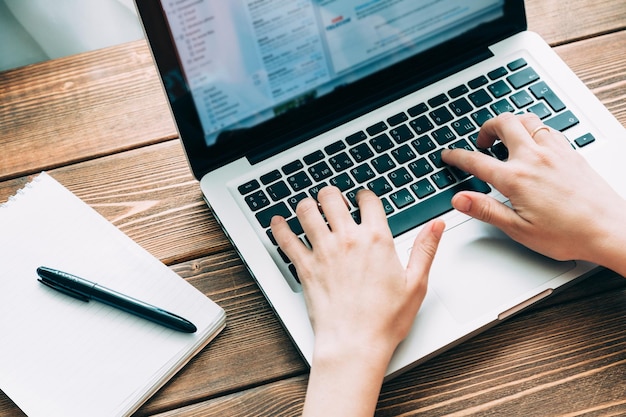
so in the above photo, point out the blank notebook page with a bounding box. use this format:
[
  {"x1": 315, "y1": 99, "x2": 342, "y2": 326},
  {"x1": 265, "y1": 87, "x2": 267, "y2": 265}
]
[{"x1": 0, "y1": 172, "x2": 225, "y2": 417}]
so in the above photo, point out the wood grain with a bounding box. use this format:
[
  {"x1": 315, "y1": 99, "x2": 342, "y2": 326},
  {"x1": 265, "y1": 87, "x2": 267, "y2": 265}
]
[{"x1": 0, "y1": 41, "x2": 177, "y2": 181}]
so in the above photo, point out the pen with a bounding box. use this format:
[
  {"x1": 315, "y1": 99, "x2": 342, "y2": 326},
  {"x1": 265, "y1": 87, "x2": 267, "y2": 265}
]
[{"x1": 36, "y1": 266, "x2": 197, "y2": 333}]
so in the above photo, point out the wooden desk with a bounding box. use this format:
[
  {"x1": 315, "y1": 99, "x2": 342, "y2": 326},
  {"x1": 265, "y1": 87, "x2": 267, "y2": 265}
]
[{"x1": 1, "y1": 1, "x2": 625, "y2": 415}]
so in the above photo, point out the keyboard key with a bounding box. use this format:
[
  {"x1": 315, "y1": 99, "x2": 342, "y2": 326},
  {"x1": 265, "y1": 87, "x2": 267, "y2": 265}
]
[
  {"x1": 303, "y1": 150, "x2": 324, "y2": 165},
  {"x1": 367, "y1": 177, "x2": 393, "y2": 196},
  {"x1": 432, "y1": 126, "x2": 456, "y2": 145},
  {"x1": 410, "y1": 115, "x2": 434, "y2": 135},
  {"x1": 238, "y1": 179, "x2": 260, "y2": 195},
  {"x1": 287, "y1": 171, "x2": 312, "y2": 191},
  {"x1": 346, "y1": 186, "x2": 365, "y2": 207},
  {"x1": 507, "y1": 58, "x2": 527, "y2": 71},
  {"x1": 351, "y1": 163, "x2": 376, "y2": 183},
  {"x1": 574, "y1": 133, "x2": 595, "y2": 148},
  {"x1": 387, "y1": 177, "x2": 491, "y2": 237},
  {"x1": 468, "y1": 75, "x2": 489, "y2": 89},
  {"x1": 389, "y1": 124, "x2": 415, "y2": 143},
  {"x1": 431, "y1": 168, "x2": 456, "y2": 189},
  {"x1": 346, "y1": 131, "x2": 367, "y2": 145},
  {"x1": 366, "y1": 121, "x2": 387, "y2": 136},
  {"x1": 330, "y1": 173, "x2": 354, "y2": 191},
  {"x1": 389, "y1": 188, "x2": 416, "y2": 209},
  {"x1": 287, "y1": 192, "x2": 308, "y2": 210},
  {"x1": 282, "y1": 160, "x2": 303, "y2": 175},
  {"x1": 507, "y1": 67, "x2": 540, "y2": 89},
  {"x1": 451, "y1": 117, "x2": 476, "y2": 136},
  {"x1": 308, "y1": 182, "x2": 328, "y2": 199},
  {"x1": 471, "y1": 108, "x2": 494, "y2": 126},
  {"x1": 408, "y1": 158, "x2": 434, "y2": 178},
  {"x1": 380, "y1": 197, "x2": 395, "y2": 215},
  {"x1": 370, "y1": 133, "x2": 395, "y2": 153},
  {"x1": 266, "y1": 180, "x2": 291, "y2": 201},
  {"x1": 449, "y1": 139, "x2": 473, "y2": 151},
  {"x1": 388, "y1": 167, "x2": 413, "y2": 187},
  {"x1": 407, "y1": 102, "x2": 428, "y2": 117},
  {"x1": 448, "y1": 84, "x2": 469, "y2": 98},
  {"x1": 490, "y1": 98, "x2": 515, "y2": 115},
  {"x1": 260, "y1": 170, "x2": 281, "y2": 185},
  {"x1": 527, "y1": 102, "x2": 552, "y2": 119},
  {"x1": 391, "y1": 144, "x2": 417, "y2": 164},
  {"x1": 287, "y1": 217, "x2": 304, "y2": 235},
  {"x1": 487, "y1": 66, "x2": 508, "y2": 80},
  {"x1": 428, "y1": 93, "x2": 449, "y2": 107},
  {"x1": 429, "y1": 107, "x2": 454, "y2": 125},
  {"x1": 288, "y1": 264, "x2": 300, "y2": 283},
  {"x1": 488, "y1": 80, "x2": 512, "y2": 98},
  {"x1": 324, "y1": 140, "x2": 346, "y2": 155},
  {"x1": 308, "y1": 161, "x2": 333, "y2": 181},
  {"x1": 256, "y1": 202, "x2": 291, "y2": 228},
  {"x1": 491, "y1": 142, "x2": 509, "y2": 160},
  {"x1": 387, "y1": 112, "x2": 408, "y2": 126},
  {"x1": 544, "y1": 110, "x2": 579, "y2": 132},
  {"x1": 245, "y1": 190, "x2": 270, "y2": 211},
  {"x1": 510, "y1": 90, "x2": 534, "y2": 108},
  {"x1": 468, "y1": 89, "x2": 492, "y2": 107},
  {"x1": 449, "y1": 97, "x2": 473, "y2": 116},
  {"x1": 350, "y1": 143, "x2": 374, "y2": 162},
  {"x1": 329, "y1": 151, "x2": 354, "y2": 172},
  {"x1": 411, "y1": 135, "x2": 437, "y2": 154},
  {"x1": 427, "y1": 149, "x2": 445, "y2": 168},
  {"x1": 410, "y1": 178, "x2": 436, "y2": 199},
  {"x1": 529, "y1": 81, "x2": 566, "y2": 112},
  {"x1": 371, "y1": 154, "x2": 396, "y2": 174}
]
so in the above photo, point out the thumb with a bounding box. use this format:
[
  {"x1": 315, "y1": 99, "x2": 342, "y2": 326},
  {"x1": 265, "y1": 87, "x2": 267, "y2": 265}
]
[
  {"x1": 451, "y1": 191, "x2": 519, "y2": 231},
  {"x1": 405, "y1": 219, "x2": 445, "y2": 295}
]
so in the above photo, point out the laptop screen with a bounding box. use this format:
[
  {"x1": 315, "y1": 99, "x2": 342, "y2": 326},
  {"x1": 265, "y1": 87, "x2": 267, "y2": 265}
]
[{"x1": 136, "y1": 0, "x2": 525, "y2": 179}]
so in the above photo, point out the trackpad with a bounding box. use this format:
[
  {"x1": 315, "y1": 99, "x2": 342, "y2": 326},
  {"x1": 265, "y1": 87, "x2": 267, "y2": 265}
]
[{"x1": 426, "y1": 219, "x2": 575, "y2": 323}]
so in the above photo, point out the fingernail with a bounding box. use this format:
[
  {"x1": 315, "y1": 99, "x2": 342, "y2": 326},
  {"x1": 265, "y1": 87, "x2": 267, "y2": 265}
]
[{"x1": 453, "y1": 194, "x2": 472, "y2": 212}]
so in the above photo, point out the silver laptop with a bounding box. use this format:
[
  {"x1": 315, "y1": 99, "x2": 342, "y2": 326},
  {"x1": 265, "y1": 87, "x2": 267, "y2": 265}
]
[{"x1": 136, "y1": 0, "x2": 626, "y2": 378}]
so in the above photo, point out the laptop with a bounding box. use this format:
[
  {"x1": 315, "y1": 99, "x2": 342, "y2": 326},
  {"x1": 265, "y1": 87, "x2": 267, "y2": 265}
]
[{"x1": 135, "y1": 0, "x2": 626, "y2": 378}]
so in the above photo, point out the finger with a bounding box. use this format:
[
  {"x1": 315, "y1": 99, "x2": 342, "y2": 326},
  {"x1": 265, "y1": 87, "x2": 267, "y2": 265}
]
[
  {"x1": 295, "y1": 196, "x2": 330, "y2": 243},
  {"x1": 405, "y1": 219, "x2": 445, "y2": 297},
  {"x1": 270, "y1": 215, "x2": 309, "y2": 264},
  {"x1": 476, "y1": 113, "x2": 533, "y2": 151},
  {"x1": 450, "y1": 191, "x2": 525, "y2": 232},
  {"x1": 441, "y1": 147, "x2": 507, "y2": 190},
  {"x1": 316, "y1": 186, "x2": 353, "y2": 232},
  {"x1": 519, "y1": 114, "x2": 570, "y2": 150},
  {"x1": 355, "y1": 189, "x2": 387, "y2": 227}
]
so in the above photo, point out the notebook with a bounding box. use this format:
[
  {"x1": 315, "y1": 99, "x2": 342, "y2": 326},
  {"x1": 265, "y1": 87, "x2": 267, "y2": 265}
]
[
  {"x1": 135, "y1": 0, "x2": 626, "y2": 378},
  {"x1": 0, "y1": 172, "x2": 226, "y2": 417}
]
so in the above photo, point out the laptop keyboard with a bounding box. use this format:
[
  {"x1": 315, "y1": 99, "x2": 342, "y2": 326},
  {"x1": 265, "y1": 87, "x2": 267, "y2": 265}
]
[{"x1": 237, "y1": 57, "x2": 596, "y2": 286}]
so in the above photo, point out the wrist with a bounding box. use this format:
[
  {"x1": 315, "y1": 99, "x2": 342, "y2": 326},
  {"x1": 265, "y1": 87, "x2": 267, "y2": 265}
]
[{"x1": 585, "y1": 199, "x2": 626, "y2": 277}]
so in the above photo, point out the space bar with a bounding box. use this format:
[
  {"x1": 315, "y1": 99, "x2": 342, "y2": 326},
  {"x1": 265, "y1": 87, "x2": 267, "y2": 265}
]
[{"x1": 387, "y1": 177, "x2": 491, "y2": 237}]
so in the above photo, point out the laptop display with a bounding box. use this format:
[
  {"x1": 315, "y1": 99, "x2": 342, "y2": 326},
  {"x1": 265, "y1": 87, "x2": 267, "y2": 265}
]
[{"x1": 137, "y1": 0, "x2": 524, "y2": 179}]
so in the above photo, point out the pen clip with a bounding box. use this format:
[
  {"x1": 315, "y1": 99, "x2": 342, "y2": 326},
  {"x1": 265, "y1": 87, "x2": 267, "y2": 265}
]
[{"x1": 38, "y1": 278, "x2": 90, "y2": 302}]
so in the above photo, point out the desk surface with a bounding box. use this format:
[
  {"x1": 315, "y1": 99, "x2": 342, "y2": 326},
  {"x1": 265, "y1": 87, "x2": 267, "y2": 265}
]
[{"x1": 1, "y1": 1, "x2": 625, "y2": 415}]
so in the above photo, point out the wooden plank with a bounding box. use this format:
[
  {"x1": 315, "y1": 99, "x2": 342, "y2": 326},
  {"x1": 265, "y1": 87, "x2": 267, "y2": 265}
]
[
  {"x1": 526, "y1": 0, "x2": 626, "y2": 46},
  {"x1": 0, "y1": 40, "x2": 177, "y2": 181},
  {"x1": 555, "y1": 31, "x2": 626, "y2": 124},
  {"x1": 143, "y1": 284, "x2": 626, "y2": 416}
]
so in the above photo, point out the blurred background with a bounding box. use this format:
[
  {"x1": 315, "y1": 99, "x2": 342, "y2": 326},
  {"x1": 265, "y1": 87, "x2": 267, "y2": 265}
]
[{"x1": 0, "y1": 0, "x2": 143, "y2": 72}]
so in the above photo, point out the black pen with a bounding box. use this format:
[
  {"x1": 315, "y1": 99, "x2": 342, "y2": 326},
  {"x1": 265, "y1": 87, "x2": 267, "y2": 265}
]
[{"x1": 36, "y1": 266, "x2": 197, "y2": 333}]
